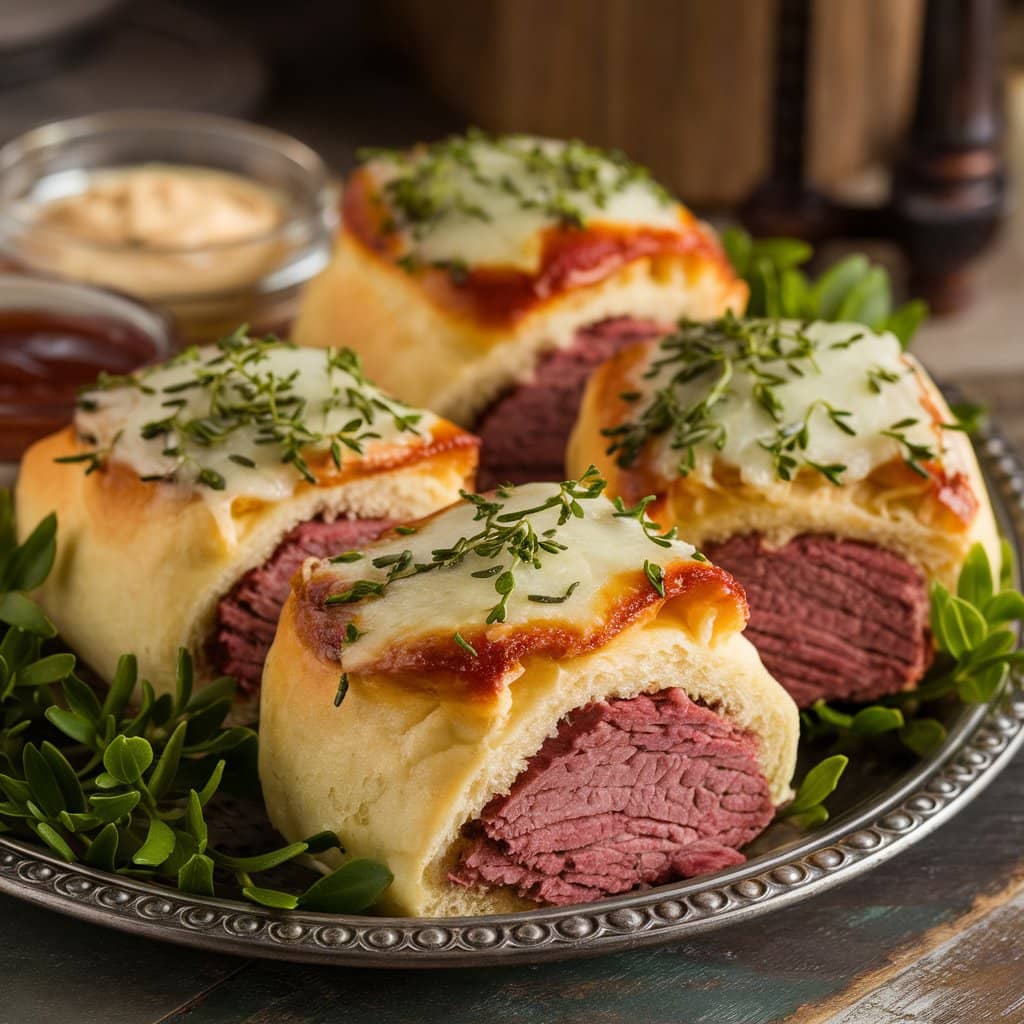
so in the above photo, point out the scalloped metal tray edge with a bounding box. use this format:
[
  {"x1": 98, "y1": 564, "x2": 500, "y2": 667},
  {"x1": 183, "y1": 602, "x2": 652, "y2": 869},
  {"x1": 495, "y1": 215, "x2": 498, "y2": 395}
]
[{"x1": 2, "y1": 422, "x2": 1023, "y2": 968}]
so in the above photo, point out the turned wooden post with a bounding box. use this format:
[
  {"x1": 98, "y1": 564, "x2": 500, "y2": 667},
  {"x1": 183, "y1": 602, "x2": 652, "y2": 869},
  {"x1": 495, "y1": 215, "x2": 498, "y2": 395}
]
[{"x1": 891, "y1": 0, "x2": 1007, "y2": 313}]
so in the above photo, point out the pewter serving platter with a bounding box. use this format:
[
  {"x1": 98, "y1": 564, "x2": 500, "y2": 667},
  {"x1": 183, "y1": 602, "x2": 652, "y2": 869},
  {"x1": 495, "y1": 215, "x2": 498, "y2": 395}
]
[{"x1": 2, "y1": 421, "x2": 1023, "y2": 968}]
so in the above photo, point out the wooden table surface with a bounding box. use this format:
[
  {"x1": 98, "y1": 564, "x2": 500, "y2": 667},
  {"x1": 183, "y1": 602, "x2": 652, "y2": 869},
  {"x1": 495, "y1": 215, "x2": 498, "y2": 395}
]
[{"x1": 1, "y1": 369, "x2": 1022, "y2": 1023}]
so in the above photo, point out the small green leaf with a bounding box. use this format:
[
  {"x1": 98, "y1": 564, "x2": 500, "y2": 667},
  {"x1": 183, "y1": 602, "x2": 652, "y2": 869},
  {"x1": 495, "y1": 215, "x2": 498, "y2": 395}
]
[
  {"x1": 146, "y1": 721, "x2": 187, "y2": 801},
  {"x1": 102, "y1": 735, "x2": 154, "y2": 784},
  {"x1": 15, "y1": 653, "x2": 76, "y2": 688},
  {"x1": 851, "y1": 706, "x2": 904, "y2": 737},
  {"x1": 786, "y1": 804, "x2": 830, "y2": 830},
  {"x1": 186, "y1": 790, "x2": 208, "y2": 853},
  {"x1": 84, "y1": 822, "x2": 119, "y2": 871},
  {"x1": 0, "y1": 592, "x2": 55, "y2": 637},
  {"x1": 40, "y1": 741, "x2": 85, "y2": 814},
  {"x1": 61, "y1": 674, "x2": 103, "y2": 723},
  {"x1": 133, "y1": 817, "x2": 176, "y2": 867},
  {"x1": 810, "y1": 700, "x2": 853, "y2": 730},
  {"x1": 884, "y1": 299, "x2": 928, "y2": 349},
  {"x1": 785, "y1": 755, "x2": 848, "y2": 816},
  {"x1": 211, "y1": 841, "x2": 310, "y2": 873},
  {"x1": 89, "y1": 790, "x2": 141, "y2": 823},
  {"x1": 958, "y1": 661, "x2": 1009, "y2": 704},
  {"x1": 836, "y1": 265, "x2": 891, "y2": 329},
  {"x1": 984, "y1": 590, "x2": 1024, "y2": 626},
  {"x1": 812, "y1": 255, "x2": 870, "y2": 320},
  {"x1": 101, "y1": 654, "x2": 138, "y2": 717},
  {"x1": 722, "y1": 226, "x2": 752, "y2": 276},
  {"x1": 999, "y1": 538, "x2": 1015, "y2": 590},
  {"x1": 34, "y1": 822, "x2": 75, "y2": 861},
  {"x1": 22, "y1": 743, "x2": 65, "y2": 818},
  {"x1": 749, "y1": 236, "x2": 814, "y2": 269},
  {"x1": 957, "y1": 544, "x2": 994, "y2": 609},
  {"x1": 195, "y1": 760, "x2": 226, "y2": 806},
  {"x1": 899, "y1": 718, "x2": 947, "y2": 757},
  {"x1": 299, "y1": 858, "x2": 394, "y2": 914},
  {"x1": 303, "y1": 831, "x2": 343, "y2": 855},
  {"x1": 177, "y1": 853, "x2": 215, "y2": 897},
  {"x1": 6, "y1": 513, "x2": 57, "y2": 592},
  {"x1": 242, "y1": 886, "x2": 299, "y2": 910}
]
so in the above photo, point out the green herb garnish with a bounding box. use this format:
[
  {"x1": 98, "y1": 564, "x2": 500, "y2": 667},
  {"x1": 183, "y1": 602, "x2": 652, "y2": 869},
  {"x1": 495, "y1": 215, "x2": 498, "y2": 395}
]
[
  {"x1": 722, "y1": 227, "x2": 928, "y2": 348},
  {"x1": 0, "y1": 495, "x2": 392, "y2": 913},
  {"x1": 360, "y1": 130, "x2": 673, "y2": 274},
  {"x1": 64, "y1": 330, "x2": 422, "y2": 492}
]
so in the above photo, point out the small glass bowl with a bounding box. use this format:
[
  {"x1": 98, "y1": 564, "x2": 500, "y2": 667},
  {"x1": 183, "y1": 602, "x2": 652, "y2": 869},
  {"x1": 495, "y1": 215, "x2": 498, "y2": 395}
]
[
  {"x1": 0, "y1": 272, "x2": 172, "y2": 478},
  {"x1": 0, "y1": 110, "x2": 336, "y2": 342}
]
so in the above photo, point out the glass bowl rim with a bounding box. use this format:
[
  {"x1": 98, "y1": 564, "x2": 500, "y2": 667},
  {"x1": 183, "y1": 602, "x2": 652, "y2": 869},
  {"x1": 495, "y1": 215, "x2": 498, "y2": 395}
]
[{"x1": 0, "y1": 109, "x2": 335, "y2": 259}]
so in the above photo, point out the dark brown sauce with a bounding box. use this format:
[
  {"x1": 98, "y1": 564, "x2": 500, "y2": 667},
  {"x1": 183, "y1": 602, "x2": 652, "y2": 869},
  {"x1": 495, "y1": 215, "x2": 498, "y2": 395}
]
[{"x1": 0, "y1": 310, "x2": 162, "y2": 460}]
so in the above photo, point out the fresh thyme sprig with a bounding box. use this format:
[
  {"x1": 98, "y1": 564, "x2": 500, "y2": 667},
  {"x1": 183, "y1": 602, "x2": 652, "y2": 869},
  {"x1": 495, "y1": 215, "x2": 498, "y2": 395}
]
[
  {"x1": 65, "y1": 331, "x2": 423, "y2": 491},
  {"x1": 0, "y1": 496, "x2": 393, "y2": 912},
  {"x1": 360, "y1": 130, "x2": 673, "y2": 278},
  {"x1": 325, "y1": 469, "x2": 608, "y2": 639},
  {"x1": 603, "y1": 315, "x2": 859, "y2": 478},
  {"x1": 758, "y1": 400, "x2": 854, "y2": 486},
  {"x1": 323, "y1": 468, "x2": 685, "y2": 655},
  {"x1": 880, "y1": 417, "x2": 937, "y2": 478}
]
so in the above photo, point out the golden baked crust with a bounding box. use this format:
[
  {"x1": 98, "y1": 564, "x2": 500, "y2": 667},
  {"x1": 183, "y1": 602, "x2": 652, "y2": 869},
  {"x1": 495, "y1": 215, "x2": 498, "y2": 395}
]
[
  {"x1": 258, "y1": 484, "x2": 799, "y2": 916},
  {"x1": 568, "y1": 332, "x2": 1000, "y2": 587},
  {"x1": 294, "y1": 152, "x2": 746, "y2": 426},
  {"x1": 16, "y1": 422, "x2": 477, "y2": 700}
]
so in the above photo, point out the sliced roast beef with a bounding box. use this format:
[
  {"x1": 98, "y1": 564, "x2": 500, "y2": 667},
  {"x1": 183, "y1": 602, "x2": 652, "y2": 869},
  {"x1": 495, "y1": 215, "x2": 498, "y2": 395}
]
[
  {"x1": 450, "y1": 688, "x2": 773, "y2": 906},
  {"x1": 474, "y1": 316, "x2": 668, "y2": 490},
  {"x1": 213, "y1": 517, "x2": 391, "y2": 694},
  {"x1": 703, "y1": 534, "x2": 931, "y2": 708}
]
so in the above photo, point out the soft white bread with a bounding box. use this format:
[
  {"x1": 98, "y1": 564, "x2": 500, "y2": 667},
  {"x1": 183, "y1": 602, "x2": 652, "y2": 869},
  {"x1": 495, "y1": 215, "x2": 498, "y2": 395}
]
[
  {"x1": 15, "y1": 336, "x2": 478, "y2": 699},
  {"x1": 259, "y1": 480, "x2": 799, "y2": 917},
  {"x1": 294, "y1": 133, "x2": 746, "y2": 426},
  {"x1": 568, "y1": 319, "x2": 1000, "y2": 588}
]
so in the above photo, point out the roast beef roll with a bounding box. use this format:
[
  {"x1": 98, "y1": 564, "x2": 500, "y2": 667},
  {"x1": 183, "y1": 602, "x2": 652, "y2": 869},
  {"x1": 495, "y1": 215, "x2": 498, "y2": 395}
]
[
  {"x1": 259, "y1": 475, "x2": 798, "y2": 915},
  {"x1": 293, "y1": 131, "x2": 745, "y2": 489},
  {"x1": 15, "y1": 332, "x2": 478, "y2": 704},
  {"x1": 569, "y1": 317, "x2": 1001, "y2": 707}
]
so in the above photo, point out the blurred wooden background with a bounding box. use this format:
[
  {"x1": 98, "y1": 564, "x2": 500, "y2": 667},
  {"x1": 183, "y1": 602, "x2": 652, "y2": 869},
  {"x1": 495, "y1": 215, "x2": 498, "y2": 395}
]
[{"x1": 381, "y1": 0, "x2": 924, "y2": 207}]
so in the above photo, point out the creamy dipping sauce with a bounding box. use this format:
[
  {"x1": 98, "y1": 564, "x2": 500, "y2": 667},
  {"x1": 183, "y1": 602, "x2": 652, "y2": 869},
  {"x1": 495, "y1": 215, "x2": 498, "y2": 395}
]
[{"x1": 23, "y1": 165, "x2": 288, "y2": 299}]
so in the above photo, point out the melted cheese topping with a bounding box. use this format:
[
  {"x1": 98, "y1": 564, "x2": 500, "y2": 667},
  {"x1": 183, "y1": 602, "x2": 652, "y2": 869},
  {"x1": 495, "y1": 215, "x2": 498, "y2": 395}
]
[
  {"x1": 362, "y1": 135, "x2": 685, "y2": 273},
  {"x1": 74, "y1": 341, "x2": 438, "y2": 520},
  {"x1": 627, "y1": 320, "x2": 946, "y2": 489},
  {"x1": 306, "y1": 483, "x2": 700, "y2": 672}
]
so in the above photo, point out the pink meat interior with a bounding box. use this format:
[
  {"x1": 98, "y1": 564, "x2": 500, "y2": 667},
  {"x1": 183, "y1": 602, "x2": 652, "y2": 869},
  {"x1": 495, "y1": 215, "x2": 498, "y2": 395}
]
[
  {"x1": 474, "y1": 316, "x2": 668, "y2": 490},
  {"x1": 213, "y1": 517, "x2": 392, "y2": 695},
  {"x1": 704, "y1": 534, "x2": 931, "y2": 708},
  {"x1": 450, "y1": 688, "x2": 773, "y2": 906}
]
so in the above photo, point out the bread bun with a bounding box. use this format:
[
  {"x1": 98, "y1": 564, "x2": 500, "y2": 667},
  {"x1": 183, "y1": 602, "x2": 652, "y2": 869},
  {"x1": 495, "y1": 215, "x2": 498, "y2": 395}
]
[
  {"x1": 16, "y1": 335, "x2": 478, "y2": 702},
  {"x1": 294, "y1": 133, "x2": 745, "y2": 427},
  {"x1": 569, "y1": 319, "x2": 1000, "y2": 586},
  {"x1": 259, "y1": 478, "x2": 798, "y2": 916}
]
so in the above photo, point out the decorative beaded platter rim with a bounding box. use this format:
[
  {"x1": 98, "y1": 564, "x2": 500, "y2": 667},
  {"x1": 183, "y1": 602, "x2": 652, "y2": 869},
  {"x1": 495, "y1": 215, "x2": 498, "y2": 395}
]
[{"x1": 1, "y1": 422, "x2": 1023, "y2": 968}]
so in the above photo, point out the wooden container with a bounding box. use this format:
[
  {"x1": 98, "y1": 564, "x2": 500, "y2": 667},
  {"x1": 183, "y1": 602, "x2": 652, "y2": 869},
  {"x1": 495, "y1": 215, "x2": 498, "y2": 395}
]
[{"x1": 378, "y1": 0, "x2": 924, "y2": 208}]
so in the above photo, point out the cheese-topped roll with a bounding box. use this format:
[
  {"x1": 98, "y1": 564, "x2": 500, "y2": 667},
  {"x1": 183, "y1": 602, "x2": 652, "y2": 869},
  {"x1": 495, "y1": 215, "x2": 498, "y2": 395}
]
[
  {"x1": 294, "y1": 132, "x2": 745, "y2": 489},
  {"x1": 16, "y1": 332, "x2": 478, "y2": 704},
  {"x1": 259, "y1": 472, "x2": 798, "y2": 916},
  {"x1": 569, "y1": 317, "x2": 1000, "y2": 708}
]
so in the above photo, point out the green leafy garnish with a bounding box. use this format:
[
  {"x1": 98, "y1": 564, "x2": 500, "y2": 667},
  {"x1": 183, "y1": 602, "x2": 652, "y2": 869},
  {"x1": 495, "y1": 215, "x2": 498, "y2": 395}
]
[
  {"x1": 723, "y1": 227, "x2": 928, "y2": 347},
  {"x1": 799, "y1": 542, "x2": 1021, "y2": 763},
  {"x1": 64, "y1": 330, "x2": 422, "y2": 491},
  {"x1": 781, "y1": 755, "x2": 848, "y2": 829},
  {"x1": 0, "y1": 497, "x2": 392, "y2": 913}
]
